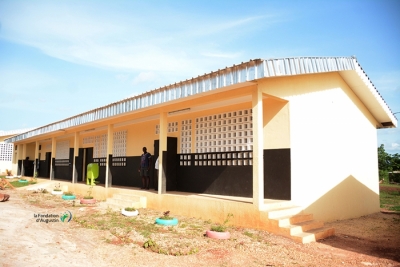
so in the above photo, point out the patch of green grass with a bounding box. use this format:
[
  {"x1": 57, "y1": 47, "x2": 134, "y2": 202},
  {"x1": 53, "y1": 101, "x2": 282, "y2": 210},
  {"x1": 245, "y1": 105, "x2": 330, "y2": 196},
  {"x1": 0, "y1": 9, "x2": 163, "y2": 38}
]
[
  {"x1": 9, "y1": 180, "x2": 36, "y2": 188},
  {"x1": 381, "y1": 184, "x2": 400, "y2": 189},
  {"x1": 391, "y1": 206, "x2": 400, "y2": 211},
  {"x1": 74, "y1": 209, "x2": 159, "y2": 240},
  {"x1": 74, "y1": 208, "x2": 205, "y2": 255},
  {"x1": 142, "y1": 238, "x2": 199, "y2": 256},
  {"x1": 242, "y1": 230, "x2": 266, "y2": 242},
  {"x1": 178, "y1": 223, "x2": 187, "y2": 228},
  {"x1": 380, "y1": 188, "x2": 400, "y2": 212},
  {"x1": 188, "y1": 224, "x2": 203, "y2": 230},
  {"x1": 139, "y1": 223, "x2": 157, "y2": 238},
  {"x1": 243, "y1": 231, "x2": 254, "y2": 238}
]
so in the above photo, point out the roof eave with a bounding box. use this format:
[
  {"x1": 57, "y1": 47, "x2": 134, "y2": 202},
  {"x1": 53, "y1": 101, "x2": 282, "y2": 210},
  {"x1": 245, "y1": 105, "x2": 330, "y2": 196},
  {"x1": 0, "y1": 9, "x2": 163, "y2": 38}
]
[{"x1": 5, "y1": 56, "x2": 397, "y2": 143}]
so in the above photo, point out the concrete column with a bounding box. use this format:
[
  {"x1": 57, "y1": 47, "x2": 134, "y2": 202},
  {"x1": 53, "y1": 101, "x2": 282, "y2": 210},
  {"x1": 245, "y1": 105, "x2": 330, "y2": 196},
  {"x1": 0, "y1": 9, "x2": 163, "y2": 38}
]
[
  {"x1": 158, "y1": 111, "x2": 168, "y2": 194},
  {"x1": 13, "y1": 144, "x2": 20, "y2": 176},
  {"x1": 105, "y1": 124, "x2": 113, "y2": 188},
  {"x1": 72, "y1": 132, "x2": 79, "y2": 183},
  {"x1": 50, "y1": 137, "x2": 56, "y2": 180},
  {"x1": 252, "y1": 86, "x2": 264, "y2": 210},
  {"x1": 13, "y1": 144, "x2": 22, "y2": 175}
]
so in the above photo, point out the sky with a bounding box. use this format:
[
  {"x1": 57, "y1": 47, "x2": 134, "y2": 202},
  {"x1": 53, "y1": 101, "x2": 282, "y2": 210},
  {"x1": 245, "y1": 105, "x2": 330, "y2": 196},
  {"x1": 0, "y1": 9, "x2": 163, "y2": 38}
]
[{"x1": 0, "y1": 0, "x2": 399, "y2": 154}]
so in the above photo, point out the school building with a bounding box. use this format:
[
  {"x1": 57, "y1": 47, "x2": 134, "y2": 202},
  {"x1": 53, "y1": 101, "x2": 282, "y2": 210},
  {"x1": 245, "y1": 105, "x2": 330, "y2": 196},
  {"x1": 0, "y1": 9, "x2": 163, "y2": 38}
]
[{"x1": 4, "y1": 56, "x2": 397, "y2": 243}]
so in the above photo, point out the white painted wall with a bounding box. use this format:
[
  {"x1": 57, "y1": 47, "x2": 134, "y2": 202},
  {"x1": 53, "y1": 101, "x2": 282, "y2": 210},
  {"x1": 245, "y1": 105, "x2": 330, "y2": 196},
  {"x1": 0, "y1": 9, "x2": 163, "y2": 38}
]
[{"x1": 260, "y1": 73, "x2": 380, "y2": 221}]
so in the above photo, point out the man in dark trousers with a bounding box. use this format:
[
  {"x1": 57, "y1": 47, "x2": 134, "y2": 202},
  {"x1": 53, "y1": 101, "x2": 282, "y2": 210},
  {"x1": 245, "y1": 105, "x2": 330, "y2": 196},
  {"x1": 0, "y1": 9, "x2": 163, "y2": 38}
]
[{"x1": 138, "y1": 147, "x2": 152, "y2": 190}]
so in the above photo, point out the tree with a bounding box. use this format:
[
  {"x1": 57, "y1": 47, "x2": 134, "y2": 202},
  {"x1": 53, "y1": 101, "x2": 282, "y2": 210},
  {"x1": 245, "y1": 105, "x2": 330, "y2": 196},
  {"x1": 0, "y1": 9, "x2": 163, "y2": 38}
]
[
  {"x1": 391, "y1": 153, "x2": 400, "y2": 170},
  {"x1": 378, "y1": 145, "x2": 400, "y2": 183},
  {"x1": 378, "y1": 144, "x2": 391, "y2": 170}
]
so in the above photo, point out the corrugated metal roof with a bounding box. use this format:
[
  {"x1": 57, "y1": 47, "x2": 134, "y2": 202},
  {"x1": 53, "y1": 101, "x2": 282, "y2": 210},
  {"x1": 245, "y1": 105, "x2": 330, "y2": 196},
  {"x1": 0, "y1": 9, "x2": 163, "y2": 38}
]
[
  {"x1": 0, "y1": 128, "x2": 35, "y2": 138},
  {"x1": 4, "y1": 56, "x2": 396, "y2": 143}
]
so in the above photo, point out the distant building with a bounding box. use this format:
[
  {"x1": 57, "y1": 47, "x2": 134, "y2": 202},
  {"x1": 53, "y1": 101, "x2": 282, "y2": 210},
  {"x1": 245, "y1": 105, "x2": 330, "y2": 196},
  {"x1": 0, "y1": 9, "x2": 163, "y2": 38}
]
[{"x1": 0, "y1": 129, "x2": 34, "y2": 175}]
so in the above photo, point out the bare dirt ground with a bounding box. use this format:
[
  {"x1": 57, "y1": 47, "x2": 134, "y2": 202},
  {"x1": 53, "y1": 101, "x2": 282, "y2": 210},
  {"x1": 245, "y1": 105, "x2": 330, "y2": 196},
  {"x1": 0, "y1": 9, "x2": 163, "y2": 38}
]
[{"x1": 0, "y1": 187, "x2": 399, "y2": 267}]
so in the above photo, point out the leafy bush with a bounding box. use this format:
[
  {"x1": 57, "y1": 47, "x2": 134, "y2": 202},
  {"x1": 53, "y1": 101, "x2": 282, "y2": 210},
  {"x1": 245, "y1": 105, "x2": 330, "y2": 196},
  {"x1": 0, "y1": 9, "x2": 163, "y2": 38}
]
[
  {"x1": 389, "y1": 173, "x2": 400, "y2": 183},
  {"x1": 84, "y1": 185, "x2": 94, "y2": 199},
  {"x1": 124, "y1": 207, "x2": 136, "y2": 212},
  {"x1": 33, "y1": 188, "x2": 48, "y2": 194},
  {"x1": 160, "y1": 210, "x2": 173, "y2": 220},
  {"x1": 53, "y1": 183, "x2": 62, "y2": 191}
]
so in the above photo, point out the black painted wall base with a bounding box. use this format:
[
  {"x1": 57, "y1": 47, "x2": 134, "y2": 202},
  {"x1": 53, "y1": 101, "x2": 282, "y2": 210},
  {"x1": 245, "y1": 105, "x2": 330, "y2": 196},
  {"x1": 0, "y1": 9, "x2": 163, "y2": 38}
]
[
  {"x1": 47, "y1": 146, "x2": 291, "y2": 201},
  {"x1": 23, "y1": 160, "x2": 34, "y2": 177},
  {"x1": 54, "y1": 166, "x2": 72, "y2": 180},
  {"x1": 264, "y1": 148, "x2": 291, "y2": 200},
  {"x1": 111, "y1": 156, "x2": 153, "y2": 188},
  {"x1": 177, "y1": 165, "x2": 253, "y2": 197},
  {"x1": 38, "y1": 160, "x2": 50, "y2": 178}
]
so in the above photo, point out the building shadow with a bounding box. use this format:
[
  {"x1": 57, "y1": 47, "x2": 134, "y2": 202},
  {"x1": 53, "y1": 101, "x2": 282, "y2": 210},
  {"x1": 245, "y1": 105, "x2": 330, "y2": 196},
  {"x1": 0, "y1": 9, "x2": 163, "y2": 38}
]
[{"x1": 304, "y1": 175, "x2": 400, "y2": 262}]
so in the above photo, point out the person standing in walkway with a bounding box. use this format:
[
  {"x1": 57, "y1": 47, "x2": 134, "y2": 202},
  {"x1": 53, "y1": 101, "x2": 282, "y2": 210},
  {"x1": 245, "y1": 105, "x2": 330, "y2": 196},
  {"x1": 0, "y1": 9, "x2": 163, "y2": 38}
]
[{"x1": 138, "y1": 147, "x2": 152, "y2": 190}]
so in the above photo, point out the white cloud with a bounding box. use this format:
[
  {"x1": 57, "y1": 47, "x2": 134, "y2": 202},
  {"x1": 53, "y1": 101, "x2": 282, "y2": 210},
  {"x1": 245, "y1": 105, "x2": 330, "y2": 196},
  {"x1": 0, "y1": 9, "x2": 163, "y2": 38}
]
[
  {"x1": 115, "y1": 74, "x2": 130, "y2": 82},
  {"x1": 132, "y1": 72, "x2": 156, "y2": 85},
  {"x1": 201, "y1": 52, "x2": 242, "y2": 59},
  {"x1": 188, "y1": 16, "x2": 267, "y2": 37},
  {"x1": 373, "y1": 71, "x2": 400, "y2": 92},
  {"x1": 0, "y1": 66, "x2": 58, "y2": 94},
  {"x1": 0, "y1": 1, "x2": 280, "y2": 76}
]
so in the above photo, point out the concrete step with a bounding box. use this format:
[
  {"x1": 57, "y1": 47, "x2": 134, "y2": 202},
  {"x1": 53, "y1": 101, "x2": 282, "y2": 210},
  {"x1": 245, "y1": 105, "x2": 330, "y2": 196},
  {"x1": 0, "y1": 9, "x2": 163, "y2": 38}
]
[
  {"x1": 113, "y1": 193, "x2": 143, "y2": 202},
  {"x1": 99, "y1": 202, "x2": 126, "y2": 211},
  {"x1": 280, "y1": 220, "x2": 325, "y2": 236},
  {"x1": 290, "y1": 226, "x2": 335, "y2": 244},
  {"x1": 262, "y1": 204, "x2": 335, "y2": 243},
  {"x1": 106, "y1": 198, "x2": 142, "y2": 208},
  {"x1": 274, "y1": 213, "x2": 314, "y2": 227},
  {"x1": 261, "y1": 200, "x2": 294, "y2": 211},
  {"x1": 104, "y1": 193, "x2": 147, "y2": 210},
  {"x1": 267, "y1": 206, "x2": 304, "y2": 219}
]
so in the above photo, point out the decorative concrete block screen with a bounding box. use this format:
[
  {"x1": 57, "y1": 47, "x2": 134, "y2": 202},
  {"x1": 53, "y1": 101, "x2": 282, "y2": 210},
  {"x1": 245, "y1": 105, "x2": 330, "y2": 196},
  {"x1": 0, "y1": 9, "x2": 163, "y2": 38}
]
[
  {"x1": 180, "y1": 119, "x2": 192, "y2": 153},
  {"x1": 155, "y1": 121, "x2": 178, "y2": 134},
  {"x1": 0, "y1": 143, "x2": 13, "y2": 162},
  {"x1": 195, "y1": 109, "x2": 253, "y2": 153},
  {"x1": 92, "y1": 134, "x2": 108, "y2": 166},
  {"x1": 55, "y1": 140, "x2": 70, "y2": 166},
  {"x1": 93, "y1": 157, "x2": 106, "y2": 167},
  {"x1": 83, "y1": 136, "x2": 94, "y2": 144},
  {"x1": 111, "y1": 156, "x2": 126, "y2": 167},
  {"x1": 112, "y1": 130, "x2": 127, "y2": 157},
  {"x1": 179, "y1": 151, "x2": 253, "y2": 167},
  {"x1": 94, "y1": 134, "x2": 107, "y2": 158},
  {"x1": 178, "y1": 109, "x2": 254, "y2": 167},
  {"x1": 168, "y1": 122, "x2": 178, "y2": 133},
  {"x1": 83, "y1": 132, "x2": 127, "y2": 167},
  {"x1": 112, "y1": 130, "x2": 127, "y2": 167}
]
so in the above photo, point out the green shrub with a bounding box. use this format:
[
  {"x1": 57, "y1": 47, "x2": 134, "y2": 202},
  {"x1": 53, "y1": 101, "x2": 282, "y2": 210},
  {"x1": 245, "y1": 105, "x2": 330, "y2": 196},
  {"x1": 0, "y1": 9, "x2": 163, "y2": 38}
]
[
  {"x1": 389, "y1": 173, "x2": 400, "y2": 183},
  {"x1": 210, "y1": 213, "x2": 233, "y2": 232},
  {"x1": 160, "y1": 210, "x2": 173, "y2": 220},
  {"x1": 124, "y1": 207, "x2": 136, "y2": 212}
]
